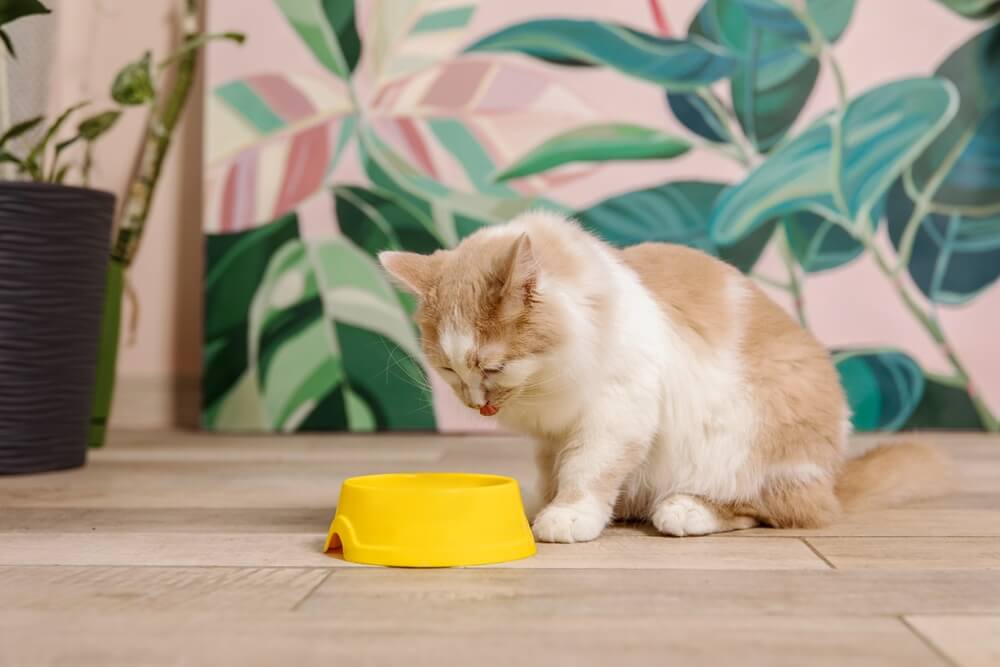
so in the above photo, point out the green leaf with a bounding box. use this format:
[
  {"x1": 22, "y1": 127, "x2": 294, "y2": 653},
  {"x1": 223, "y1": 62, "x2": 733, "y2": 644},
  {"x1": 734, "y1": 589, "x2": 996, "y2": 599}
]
[
  {"x1": 931, "y1": 0, "x2": 1000, "y2": 19},
  {"x1": 834, "y1": 348, "x2": 925, "y2": 432},
  {"x1": 158, "y1": 31, "x2": 245, "y2": 69},
  {"x1": 78, "y1": 110, "x2": 122, "y2": 140},
  {"x1": 0, "y1": 0, "x2": 49, "y2": 27},
  {"x1": 465, "y1": 19, "x2": 736, "y2": 90},
  {"x1": 710, "y1": 78, "x2": 959, "y2": 246},
  {"x1": 910, "y1": 25, "x2": 1000, "y2": 213},
  {"x1": 783, "y1": 210, "x2": 865, "y2": 273},
  {"x1": 334, "y1": 185, "x2": 443, "y2": 258},
  {"x1": 887, "y1": 180, "x2": 1000, "y2": 305},
  {"x1": 0, "y1": 115, "x2": 42, "y2": 149},
  {"x1": 0, "y1": 29, "x2": 14, "y2": 58},
  {"x1": 903, "y1": 377, "x2": 985, "y2": 430},
  {"x1": 111, "y1": 52, "x2": 155, "y2": 105},
  {"x1": 275, "y1": 0, "x2": 361, "y2": 79},
  {"x1": 688, "y1": 0, "x2": 854, "y2": 152},
  {"x1": 52, "y1": 162, "x2": 73, "y2": 184},
  {"x1": 576, "y1": 181, "x2": 774, "y2": 273},
  {"x1": 25, "y1": 101, "x2": 88, "y2": 177},
  {"x1": 495, "y1": 124, "x2": 691, "y2": 182},
  {"x1": 249, "y1": 235, "x2": 434, "y2": 431},
  {"x1": 666, "y1": 92, "x2": 729, "y2": 143},
  {"x1": 203, "y1": 213, "x2": 301, "y2": 415}
]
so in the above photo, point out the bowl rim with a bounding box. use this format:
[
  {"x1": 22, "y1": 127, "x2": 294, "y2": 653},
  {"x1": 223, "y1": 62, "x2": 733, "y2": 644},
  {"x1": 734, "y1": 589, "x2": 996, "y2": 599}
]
[{"x1": 342, "y1": 472, "x2": 516, "y2": 492}]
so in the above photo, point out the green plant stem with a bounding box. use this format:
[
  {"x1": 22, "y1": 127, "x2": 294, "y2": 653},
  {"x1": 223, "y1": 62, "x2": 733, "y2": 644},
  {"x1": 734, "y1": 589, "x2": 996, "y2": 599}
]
[
  {"x1": 776, "y1": 226, "x2": 808, "y2": 327},
  {"x1": 110, "y1": 0, "x2": 199, "y2": 265},
  {"x1": 867, "y1": 240, "x2": 999, "y2": 431},
  {"x1": 750, "y1": 271, "x2": 793, "y2": 291}
]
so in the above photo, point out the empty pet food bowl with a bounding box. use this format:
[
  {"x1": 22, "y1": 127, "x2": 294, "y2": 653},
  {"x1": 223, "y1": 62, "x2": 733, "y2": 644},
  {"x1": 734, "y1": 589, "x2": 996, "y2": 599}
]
[{"x1": 323, "y1": 473, "x2": 536, "y2": 567}]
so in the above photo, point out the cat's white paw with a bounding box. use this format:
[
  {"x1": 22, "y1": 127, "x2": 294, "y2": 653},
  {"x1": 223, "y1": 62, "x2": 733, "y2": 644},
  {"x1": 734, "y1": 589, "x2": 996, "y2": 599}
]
[
  {"x1": 652, "y1": 494, "x2": 722, "y2": 537},
  {"x1": 532, "y1": 504, "x2": 606, "y2": 543}
]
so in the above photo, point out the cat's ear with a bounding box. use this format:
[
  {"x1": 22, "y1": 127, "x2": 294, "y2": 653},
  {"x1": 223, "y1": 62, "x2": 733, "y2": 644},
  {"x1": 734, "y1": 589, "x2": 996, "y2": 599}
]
[
  {"x1": 378, "y1": 251, "x2": 440, "y2": 295},
  {"x1": 501, "y1": 233, "x2": 538, "y2": 302}
]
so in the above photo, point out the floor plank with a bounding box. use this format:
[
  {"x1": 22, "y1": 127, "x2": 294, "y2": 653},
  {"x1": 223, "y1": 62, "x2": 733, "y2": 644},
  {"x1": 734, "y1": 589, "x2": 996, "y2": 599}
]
[
  {"x1": 905, "y1": 615, "x2": 1000, "y2": 667},
  {"x1": 0, "y1": 566, "x2": 328, "y2": 612},
  {"x1": 0, "y1": 532, "x2": 827, "y2": 570},
  {"x1": 0, "y1": 611, "x2": 946, "y2": 667},
  {"x1": 808, "y1": 537, "x2": 1000, "y2": 570},
  {"x1": 299, "y1": 569, "x2": 1000, "y2": 617}
]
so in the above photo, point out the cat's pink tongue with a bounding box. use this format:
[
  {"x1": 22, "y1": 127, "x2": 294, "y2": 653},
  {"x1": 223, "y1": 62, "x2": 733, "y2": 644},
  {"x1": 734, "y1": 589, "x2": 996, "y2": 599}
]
[{"x1": 479, "y1": 404, "x2": 499, "y2": 417}]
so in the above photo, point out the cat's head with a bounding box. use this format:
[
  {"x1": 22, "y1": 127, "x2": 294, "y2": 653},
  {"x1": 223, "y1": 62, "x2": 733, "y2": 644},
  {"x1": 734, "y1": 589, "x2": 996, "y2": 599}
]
[{"x1": 379, "y1": 225, "x2": 568, "y2": 415}]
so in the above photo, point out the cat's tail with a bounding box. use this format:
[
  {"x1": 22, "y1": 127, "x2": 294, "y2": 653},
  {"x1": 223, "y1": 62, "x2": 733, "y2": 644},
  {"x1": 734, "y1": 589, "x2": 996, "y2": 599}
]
[{"x1": 835, "y1": 440, "x2": 955, "y2": 512}]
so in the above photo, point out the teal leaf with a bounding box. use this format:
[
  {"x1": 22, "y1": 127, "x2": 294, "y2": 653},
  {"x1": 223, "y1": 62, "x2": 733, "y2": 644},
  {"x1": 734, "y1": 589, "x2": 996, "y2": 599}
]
[
  {"x1": 333, "y1": 185, "x2": 444, "y2": 258},
  {"x1": 425, "y1": 118, "x2": 515, "y2": 196},
  {"x1": 275, "y1": 0, "x2": 361, "y2": 79},
  {"x1": 783, "y1": 210, "x2": 865, "y2": 273},
  {"x1": 910, "y1": 25, "x2": 1000, "y2": 213},
  {"x1": 931, "y1": 0, "x2": 1000, "y2": 19},
  {"x1": 710, "y1": 78, "x2": 959, "y2": 246},
  {"x1": 495, "y1": 124, "x2": 692, "y2": 182},
  {"x1": 690, "y1": 0, "x2": 854, "y2": 152},
  {"x1": 667, "y1": 92, "x2": 728, "y2": 143},
  {"x1": 834, "y1": 348, "x2": 925, "y2": 432},
  {"x1": 903, "y1": 377, "x2": 985, "y2": 430},
  {"x1": 465, "y1": 19, "x2": 736, "y2": 90},
  {"x1": 577, "y1": 181, "x2": 774, "y2": 273},
  {"x1": 886, "y1": 180, "x2": 1000, "y2": 305}
]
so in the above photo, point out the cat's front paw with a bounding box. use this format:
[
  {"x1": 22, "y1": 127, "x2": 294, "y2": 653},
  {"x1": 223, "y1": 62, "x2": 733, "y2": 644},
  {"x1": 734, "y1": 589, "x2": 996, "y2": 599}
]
[{"x1": 531, "y1": 504, "x2": 606, "y2": 543}]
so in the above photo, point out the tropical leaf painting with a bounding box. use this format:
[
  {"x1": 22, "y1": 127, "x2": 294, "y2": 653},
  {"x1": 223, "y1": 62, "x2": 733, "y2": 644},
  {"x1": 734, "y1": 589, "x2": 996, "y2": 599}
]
[{"x1": 203, "y1": 0, "x2": 1000, "y2": 433}]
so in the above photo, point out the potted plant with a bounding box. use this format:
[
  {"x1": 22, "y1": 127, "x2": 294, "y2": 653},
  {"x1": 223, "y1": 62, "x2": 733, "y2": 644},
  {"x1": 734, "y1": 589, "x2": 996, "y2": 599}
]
[{"x1": 0, "y1": 0, "x2": 242, "y2": 473}]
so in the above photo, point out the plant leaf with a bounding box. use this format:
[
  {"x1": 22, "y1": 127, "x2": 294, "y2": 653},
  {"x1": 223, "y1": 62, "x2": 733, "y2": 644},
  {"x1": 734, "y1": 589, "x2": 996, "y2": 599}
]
[
  {"x1": 0, "y1": 0, "x2": 49, "y2": 26},
  {"x1": 910, "y1": 25, "x2": 1000, "y2": 213},
  {"x1": 931, "y1": 0, "x2": 1000, "y2": 19},
  {"x1": 887, "y1": 180, "x2": 1000, "y2": 305},
  {"x1": 710, "y1": 78, "x2": 959, "y2": 246},
  {"x1": 903, "y1": 377, "x2": 985, "y2": 430},
  {"x1": 0, "y1": 29, "x2": 14, "y2": 58},
  {"x1": 112, "y1": 52, "x2": 155, "y2": 105},
  {"x1": 274, "y1": 0, "x2": 361, "y2": 80},
  {"x1": 206, "y1": 72, "x2": 353, "y2": 232},
  {"x1": 25, "y1": 101, "x2": 88, "y2": 177},
  {"x1": 368, "y1": 1, "x2": 477, "y2": 87},
  {"x1": 78, "y1": 110, "x2": 122, "y2": 140},
  {"x1": 334, "y1": 185, "x2": 443, "y2": 258},
  {"x1": 0, "y1": 115, "x2": 42, "y2": 149},
  {"x1": 834, "y1": 348, "x2": 925, "y2": 432},
  {"x1": 576, "y1": 181, "x2": 774, "y2": 273},
  {"x1": 729, "y1": 0, "x2": 855, "y2": 42},
  {"x1": 783, "y1": 210, "x2": 865, "y2": 273},
  {"x1": 495, "y1": 124, "x2": 691, "y2": 182},
  {"x1": 465, "y1": 19, "x2": 736, "y2": 90},
  {"x1": 246, "y1": 234, "x2": 434, "y2": 431},
  {"x1": 666, "y1": 92, "x2": 729, "y2": 143},
  {"x1": 158, "y1": 31, "x2": 245, "y2": 69}
]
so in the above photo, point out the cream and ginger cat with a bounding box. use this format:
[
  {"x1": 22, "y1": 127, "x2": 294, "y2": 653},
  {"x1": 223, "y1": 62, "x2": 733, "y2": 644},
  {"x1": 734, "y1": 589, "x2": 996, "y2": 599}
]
[{"x1": 379, "y1": 211, "x2": 950, "y2": 543}]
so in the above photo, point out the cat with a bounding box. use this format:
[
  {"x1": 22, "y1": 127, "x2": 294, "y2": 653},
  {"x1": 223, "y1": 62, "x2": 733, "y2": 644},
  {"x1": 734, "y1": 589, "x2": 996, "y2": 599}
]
[{"x1": 379, "y1": 210, "x2": 951, "y2": 543}]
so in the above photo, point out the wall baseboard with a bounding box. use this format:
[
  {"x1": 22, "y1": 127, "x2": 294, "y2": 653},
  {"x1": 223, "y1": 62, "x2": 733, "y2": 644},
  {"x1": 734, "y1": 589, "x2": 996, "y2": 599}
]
[{"x1": 110, "y1": 375, "x2": 200, "y2": 430}]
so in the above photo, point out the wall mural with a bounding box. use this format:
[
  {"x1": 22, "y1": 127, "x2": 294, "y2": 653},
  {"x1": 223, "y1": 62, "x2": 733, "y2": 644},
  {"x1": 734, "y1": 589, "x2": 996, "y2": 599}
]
[{"x1": 202, "y1": 0, "x2": 1000, "y2": 433}]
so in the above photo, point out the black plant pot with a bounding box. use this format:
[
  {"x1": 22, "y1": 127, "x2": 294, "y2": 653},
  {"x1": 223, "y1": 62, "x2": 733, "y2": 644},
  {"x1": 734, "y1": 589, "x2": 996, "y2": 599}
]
[{"x1": 0, "y1": 182, "x2": 114, "y2": 474}]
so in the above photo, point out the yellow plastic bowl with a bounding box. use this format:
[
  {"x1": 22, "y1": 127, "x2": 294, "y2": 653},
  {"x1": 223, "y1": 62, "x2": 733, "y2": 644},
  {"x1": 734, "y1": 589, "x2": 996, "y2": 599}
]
[{"x1": 323, "y1": 473, "x2": 536, "y2": 567}]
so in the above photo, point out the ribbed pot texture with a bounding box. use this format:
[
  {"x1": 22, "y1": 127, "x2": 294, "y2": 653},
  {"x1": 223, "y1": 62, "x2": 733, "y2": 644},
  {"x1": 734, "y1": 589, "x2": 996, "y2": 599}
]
[{"x1": 0, "y1": 182, "x2": 113, "y2": 474}]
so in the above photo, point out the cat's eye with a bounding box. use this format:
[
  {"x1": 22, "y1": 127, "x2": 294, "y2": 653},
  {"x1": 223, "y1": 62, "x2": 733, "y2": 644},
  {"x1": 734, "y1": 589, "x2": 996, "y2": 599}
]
[
  {"x1": 483, "y1": 365, "x2": 504, "y2": 375},
  {"x1": 439, "y1": 366, "x2": 456, "y2": 374}
]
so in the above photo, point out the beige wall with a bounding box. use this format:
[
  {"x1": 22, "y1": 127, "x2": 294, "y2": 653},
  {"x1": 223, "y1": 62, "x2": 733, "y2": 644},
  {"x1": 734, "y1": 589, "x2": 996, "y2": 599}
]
[{"x1": 47, "y1": 0, "x2": 202, "y2": 426}]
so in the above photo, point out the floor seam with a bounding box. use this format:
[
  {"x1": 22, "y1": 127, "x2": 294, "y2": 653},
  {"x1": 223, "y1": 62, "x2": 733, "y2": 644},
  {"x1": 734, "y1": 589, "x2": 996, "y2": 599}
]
[
  {"x1": 800, "y1": 538, "x2": 837, "y2": 569},
  {"x1": 898, "y1": 616, "x2": 958, "y2": 667},
  {"x1": 290, "y1": 570, "x2": 334, "y2": 612}
]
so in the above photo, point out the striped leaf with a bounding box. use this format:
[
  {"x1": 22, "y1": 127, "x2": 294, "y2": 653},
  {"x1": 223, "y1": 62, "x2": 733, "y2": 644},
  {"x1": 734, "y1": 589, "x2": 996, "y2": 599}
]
[
  {"x1": 834, "y1": 349, "x2": 925, "y2": 432},
  {"x1": 205, "y1": 73, "x2": 353, "y2": 233},
  {"x1": 274, "y1": 0, "x2": 361, "y2": 80},
  {"x1": 495, "y1": 124, "x2": 691, "y2": 182},
  {"x1": 465, "y1": 19, "x2": 736, "y2": 90}
]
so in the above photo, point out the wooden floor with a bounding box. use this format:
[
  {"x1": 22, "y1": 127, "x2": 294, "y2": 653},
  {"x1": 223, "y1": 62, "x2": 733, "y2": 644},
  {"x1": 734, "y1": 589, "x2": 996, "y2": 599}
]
[{"x1": 1, "y1": 431, "x2": 999, "y2": 666}]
